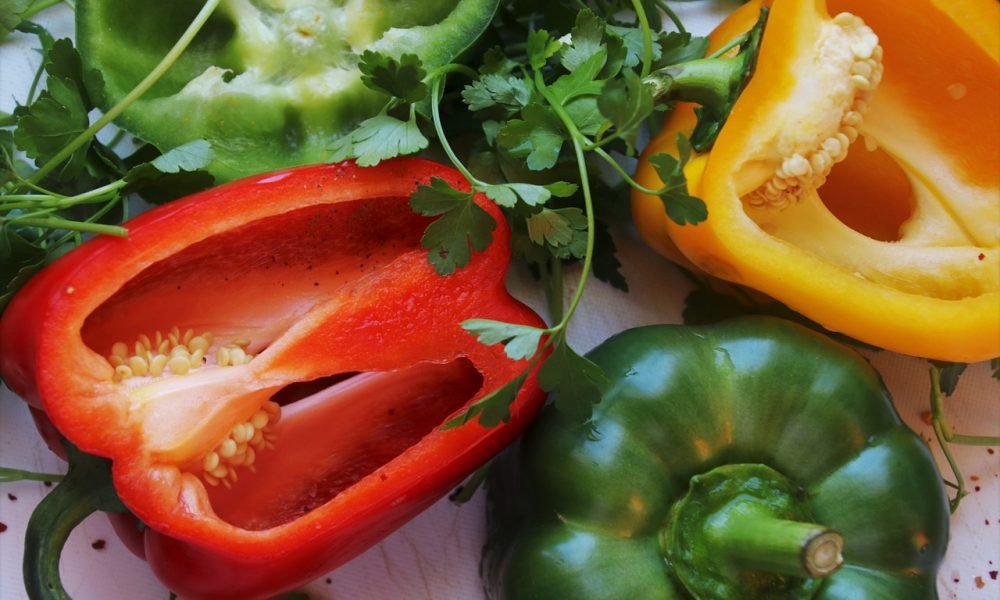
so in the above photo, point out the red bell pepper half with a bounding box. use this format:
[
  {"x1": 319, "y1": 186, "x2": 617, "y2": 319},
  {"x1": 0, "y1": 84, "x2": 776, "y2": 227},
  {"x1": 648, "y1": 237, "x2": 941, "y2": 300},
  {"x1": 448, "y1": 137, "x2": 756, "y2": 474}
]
[{"x1": 0, "y1": 158, "x2": 546, "y2": 600}]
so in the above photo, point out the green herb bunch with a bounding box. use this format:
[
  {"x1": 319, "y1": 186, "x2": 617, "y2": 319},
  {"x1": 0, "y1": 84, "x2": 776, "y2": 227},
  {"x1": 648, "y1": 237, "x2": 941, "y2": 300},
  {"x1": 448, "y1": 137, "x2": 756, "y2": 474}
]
[
  {"x1": 331, "y1": 0, "x2": 765, "y2": 425},
  {"x1": 0, "y1": 0, "x2": 220, "y2": 312}
]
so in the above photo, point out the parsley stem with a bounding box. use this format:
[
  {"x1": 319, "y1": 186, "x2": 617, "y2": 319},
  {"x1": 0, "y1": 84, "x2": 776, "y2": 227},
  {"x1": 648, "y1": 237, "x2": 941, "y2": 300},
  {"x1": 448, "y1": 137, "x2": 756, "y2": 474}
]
[
  {"x1": 0, "y1": 179, "x2": 126, "y2": 208},
  {"x1": 930, "y1": 366, "x2": 1000, "y2": 445},
  {"x1": 27, "y1": 0, "x2": 222, "y2": 185},
  {"x1": 429, "y1": 75, "x2": 482, "y2": 187},
  {"x1": 6, "y1": 216, "x2": 127, "y2": 237},
  {"x1": 630, "y1": 0, "x2": 654, "y2": 78},
  {"x1": 928, "y1": 365, "x2": 1000, "y2": 513},
  {"x1": 0, "y1": 466, "x2": 64, "y2": 484},
  {"x1": 654, "y1": 0, "x2": 686, "y2": 34},
  {"x1": 591, "y1": 147, "x2": 665, "y2": 196},
  {"x1": 708, "y1": 32, "x2": 750, "y2": 59},
  {"x1": 427, "y1": 63, "x2": 480, "y2": 83},
  {"x1": 531, "y1": 71, "x2": 595, "y2": 331}
]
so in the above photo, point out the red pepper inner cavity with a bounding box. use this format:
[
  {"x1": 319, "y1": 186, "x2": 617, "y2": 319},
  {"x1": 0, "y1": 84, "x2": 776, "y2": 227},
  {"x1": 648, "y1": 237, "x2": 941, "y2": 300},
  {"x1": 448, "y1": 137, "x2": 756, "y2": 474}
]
[
  {"x1": 209, "y1": 359, "x2": 482, "y2": 530},
  {"x1": 72, "y1": 195, "x2": 486, "y2": 529}
]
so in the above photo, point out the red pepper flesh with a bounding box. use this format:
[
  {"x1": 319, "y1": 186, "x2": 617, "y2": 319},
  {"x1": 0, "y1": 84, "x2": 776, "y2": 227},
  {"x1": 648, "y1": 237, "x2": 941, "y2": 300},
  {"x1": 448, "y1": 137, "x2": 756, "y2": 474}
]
[{"x1": 0, "y1": 158, "x2": 546, "y2": 600}]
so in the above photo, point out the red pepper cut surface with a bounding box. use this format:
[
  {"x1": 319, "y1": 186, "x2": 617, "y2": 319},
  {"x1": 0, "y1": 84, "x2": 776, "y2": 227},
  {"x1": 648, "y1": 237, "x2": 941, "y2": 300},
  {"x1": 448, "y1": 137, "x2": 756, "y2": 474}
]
[{"x1": 0, "y1": 158, "x2": 546, "y2": 600}]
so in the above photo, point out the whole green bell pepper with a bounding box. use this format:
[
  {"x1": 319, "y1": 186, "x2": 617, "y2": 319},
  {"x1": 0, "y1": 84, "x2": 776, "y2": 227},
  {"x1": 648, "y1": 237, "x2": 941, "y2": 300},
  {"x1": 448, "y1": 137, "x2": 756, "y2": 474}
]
[
  {"x1": 76, "y1": 0, "x2": 498, "y2": 181},
  {"x1": 483, "y1": 317, "x2": 949, "y2": 599}
]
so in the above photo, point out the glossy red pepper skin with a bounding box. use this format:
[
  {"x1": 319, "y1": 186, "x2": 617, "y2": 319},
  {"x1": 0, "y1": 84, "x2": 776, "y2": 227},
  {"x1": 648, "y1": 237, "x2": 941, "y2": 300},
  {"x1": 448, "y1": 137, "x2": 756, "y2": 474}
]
[{"x1": 0, "y1": 158, "x2": 546, "y2": 600}]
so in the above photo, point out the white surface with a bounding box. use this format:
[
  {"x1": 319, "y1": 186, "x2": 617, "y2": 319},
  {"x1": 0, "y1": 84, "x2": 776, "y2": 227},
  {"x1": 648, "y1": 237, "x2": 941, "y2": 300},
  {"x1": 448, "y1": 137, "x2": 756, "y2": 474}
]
[{"x1": 1, "y1": 2, "x2": 998, "y2": 599}]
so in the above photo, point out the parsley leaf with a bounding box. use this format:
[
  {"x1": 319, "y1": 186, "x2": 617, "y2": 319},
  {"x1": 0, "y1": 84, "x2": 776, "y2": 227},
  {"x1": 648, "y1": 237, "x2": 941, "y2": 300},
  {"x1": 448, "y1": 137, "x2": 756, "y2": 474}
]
[
  {"x1": 598, "y1": 69, "x2": 654, "y2": 152},
  {"x1": 550, "y1": 51, "x2": 607, "y2": 105},
  {"x1": 527, "y1": 29, "x2": 562, "y2": 70},
  {"x1": 526, "y1": 207, "x2": 587, "y2": 256},
  {"x1": 497, "y1": 104, "x2": 565, "y2": 171},
  {"x1": 328, "y1": 113, "x2": 429, "y2": 167},
  {"x1": 410, "y1": 178, "x2": 496, "y2": 275},
  {"x1": 608, "y1": 24, "x2": 662, "y2": 69},
  {"x1": 475, "y1": 181, "x2": 576, "y2": 208},
  {"x1": 123, "y1": 140, "x2": 216, "y2": 203},
  {"x1": 560, "y1": 10, "x2": 605, "y2": 72},
  {"x1": 453, "y1": 370, "x2": 529, "y2": 428},
  {"x1": 462, "y1": 319, "x2": 545, "y2": 361},
  {"x1": 649, "y1": 135, "x2": 707, "y2": 225},
  {"x1": 657, "y1": 31, "x2": 710, "y2": 67},
  {"x1": 0, "y1": 225, "x2": 48, "y2": 312},
  {"x1": 12, "y1": 39, "x2": 105, "y2": 181},
  {"x1": 149, "y1": 140, "x2": 214, "y2": 173},
  {"x1": 929, "y1": 361, "x2": 969, "y2": 397},
  {"x1": 462, "y1": 73, "x2": 531, "y2": 114},
  {"x1": 538, "y1": 340, "x2": 608, "y2": 423},
  {"x1": 358, "y1": 51, "x2": 427, "y2": 104}
]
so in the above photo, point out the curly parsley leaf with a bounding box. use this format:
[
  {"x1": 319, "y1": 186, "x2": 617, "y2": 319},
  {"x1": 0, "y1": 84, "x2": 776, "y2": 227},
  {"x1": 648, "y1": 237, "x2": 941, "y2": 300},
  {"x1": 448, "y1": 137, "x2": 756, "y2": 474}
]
[
  {"x1": 538, "y1": 340, "x2": 608, "y2": 423},
  {"x1": 442, "y1": 370, "x2": 529, "y2": 429},
  {"x1": 462, "y1": 319, "x2": 545, "y2": 361},
  {"x1": 328, "y1": 113, "x2": 429, "y2": 167},
  {"x1": 410, "y1": 177, "x2": 496, "y2": 275},
  {"x1": 358, "y1": 51, "x2": 427, "y2": 104}
]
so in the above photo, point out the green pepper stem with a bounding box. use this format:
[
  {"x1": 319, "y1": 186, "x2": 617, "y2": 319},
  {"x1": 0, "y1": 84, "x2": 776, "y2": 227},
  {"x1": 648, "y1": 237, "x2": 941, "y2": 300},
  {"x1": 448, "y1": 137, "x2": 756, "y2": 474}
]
[
  {"x1": 645, "y1": 56, "x2": 745, "y2": 116},
  {"x1": 705, "y1": 507, "x2": 844, "y2": 578},
  {"x1": 23, "y1": 443, "x2": 124, "y2": 600}
]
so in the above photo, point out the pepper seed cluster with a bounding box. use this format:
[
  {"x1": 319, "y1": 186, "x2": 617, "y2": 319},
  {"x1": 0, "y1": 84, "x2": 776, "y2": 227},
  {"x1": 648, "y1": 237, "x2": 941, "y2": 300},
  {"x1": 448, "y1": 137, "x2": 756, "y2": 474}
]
[
  {"x1": 107, "y1": 327, "x2": 255, "y2": 382},
  {"x1": 748, "y1": 12, "x2": 884, "y2": 210}
]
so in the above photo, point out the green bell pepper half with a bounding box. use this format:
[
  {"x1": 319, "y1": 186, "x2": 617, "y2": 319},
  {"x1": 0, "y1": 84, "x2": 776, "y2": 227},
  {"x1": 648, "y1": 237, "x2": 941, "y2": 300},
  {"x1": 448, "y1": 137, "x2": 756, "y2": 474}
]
[
  {"x1": 76, "y1": 0, "x2": 499, "y2": 181},
  {"x1": 483, "y1": 317, "x2": 949, "y2": 599}
]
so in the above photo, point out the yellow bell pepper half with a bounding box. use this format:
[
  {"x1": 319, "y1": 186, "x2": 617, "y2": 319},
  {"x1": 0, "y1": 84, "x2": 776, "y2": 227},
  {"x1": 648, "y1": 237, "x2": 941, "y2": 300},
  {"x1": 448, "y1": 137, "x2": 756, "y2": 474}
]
[{"x1": 633, "y1": 0, "x2": 999, "y2": 362}]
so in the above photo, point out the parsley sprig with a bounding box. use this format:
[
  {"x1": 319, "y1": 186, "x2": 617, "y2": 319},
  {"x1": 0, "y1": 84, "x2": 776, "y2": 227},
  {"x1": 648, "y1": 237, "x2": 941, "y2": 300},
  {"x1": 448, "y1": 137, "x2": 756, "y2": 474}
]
[
  {"x1": 330, "y1": 1, "x2": 766, "y2": 425},
  {"x1": 0, "y1": 0, "x2": 220, "y2": 312}
]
